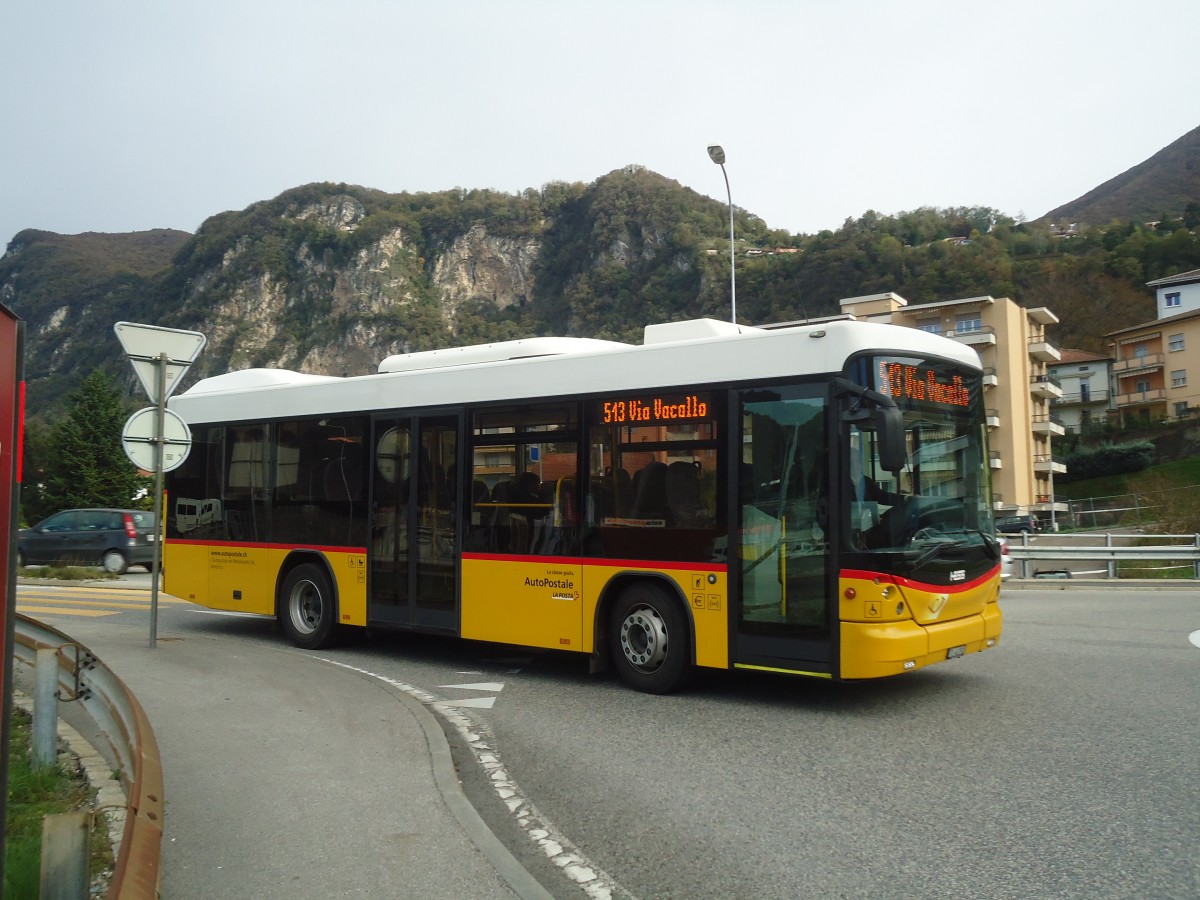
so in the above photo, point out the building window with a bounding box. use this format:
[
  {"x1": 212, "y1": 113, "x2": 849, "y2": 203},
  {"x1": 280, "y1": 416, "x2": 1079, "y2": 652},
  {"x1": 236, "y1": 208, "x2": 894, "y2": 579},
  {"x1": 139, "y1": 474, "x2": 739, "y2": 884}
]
[
  {"x1": 1169, "y1": 333, "x2": 1185, "y2": 352},
  {"x1": 1175, "y1": 401, "x2": 1190, "y2": 418},
  {"x1": 1080, "y1": 383, "x2": 1091, "y2": 402},
  {"x1": 917, "y1": 320, "x2": 941, "y2": 334},
  {"x1": 1172, "y1": 369, "x2": 1187, "y2": 388},
  {"x1": 1134, "y1": 344, "x2": 1148, "y2": 360},
  {"x1": 1135, "y1": 379, "x2": 1151, "y2": 393},
  {"x1": 1165, "y1": 292, "x2": 1181, "y2": 308},
  {"x1": 955, "y1": 315, "x2": 982, "y2": 333}
]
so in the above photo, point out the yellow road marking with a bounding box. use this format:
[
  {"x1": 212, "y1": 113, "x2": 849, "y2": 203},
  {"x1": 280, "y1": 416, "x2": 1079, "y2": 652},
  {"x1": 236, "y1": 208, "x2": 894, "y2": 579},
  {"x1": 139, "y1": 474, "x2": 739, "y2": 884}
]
[
  {"x1": 16, "y1": 605, "x2": 118, "y2": 618},
  {"x1": 17, "y1": 598, "x2": 163, "y2": 611},
  {"x1": 18, "y1": 591, "x2": 188, "y2": 606}
]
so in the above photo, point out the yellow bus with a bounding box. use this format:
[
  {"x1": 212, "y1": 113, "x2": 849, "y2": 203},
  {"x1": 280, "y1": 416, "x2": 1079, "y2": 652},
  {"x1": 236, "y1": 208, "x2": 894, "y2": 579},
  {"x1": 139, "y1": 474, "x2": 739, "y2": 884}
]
[{"x1": 164, "y1": 317, "x2": 1002, "y2": 693}]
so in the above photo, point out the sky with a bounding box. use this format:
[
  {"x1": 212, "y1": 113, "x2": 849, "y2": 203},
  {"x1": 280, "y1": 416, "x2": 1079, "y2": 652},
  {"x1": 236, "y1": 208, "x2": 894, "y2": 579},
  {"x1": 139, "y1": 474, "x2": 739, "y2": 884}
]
[{"x1": 3, "y1": 1, "x2": 1199, "y2": 248}]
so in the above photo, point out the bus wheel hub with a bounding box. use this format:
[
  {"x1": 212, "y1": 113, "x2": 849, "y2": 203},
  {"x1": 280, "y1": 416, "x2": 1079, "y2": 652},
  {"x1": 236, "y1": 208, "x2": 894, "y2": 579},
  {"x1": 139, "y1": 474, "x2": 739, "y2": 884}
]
[{"x1": 619, "y1": 606, "x2": 668, "y2": 670}]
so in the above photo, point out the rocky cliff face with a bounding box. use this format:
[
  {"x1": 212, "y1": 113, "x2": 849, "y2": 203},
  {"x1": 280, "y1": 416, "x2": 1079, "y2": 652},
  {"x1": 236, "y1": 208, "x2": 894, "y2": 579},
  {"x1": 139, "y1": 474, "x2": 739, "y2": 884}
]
[
  {"x1": 180, "y1": 194, "x2": 544, "y2": 378},
  {"x1": 433, "y1": 224, "x2": 539, "y2": 319}
]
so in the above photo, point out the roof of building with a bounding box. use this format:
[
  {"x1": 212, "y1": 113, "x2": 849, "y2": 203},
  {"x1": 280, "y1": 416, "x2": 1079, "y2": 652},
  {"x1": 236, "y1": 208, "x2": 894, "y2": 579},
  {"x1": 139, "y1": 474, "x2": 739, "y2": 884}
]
[
  {"x1": 1103, "y1": 305, "x2": 1200, "y2": 340},
  {"x1": 1146, "y1": 267, "x2": 1200, "y2": 288},
  {"x1": 1055, "y1": 348, "x2": 1111, "y2": 364}
]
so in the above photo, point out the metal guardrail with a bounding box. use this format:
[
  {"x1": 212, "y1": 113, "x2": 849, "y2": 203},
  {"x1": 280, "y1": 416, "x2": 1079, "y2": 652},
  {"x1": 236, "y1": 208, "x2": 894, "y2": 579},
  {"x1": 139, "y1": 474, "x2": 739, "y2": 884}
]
[
  {"x1": 1006, "y1": 532, "x2": 1200, "y2": 579},
  {"x1": 12, "y1": 614, "x2": 164, "y2": 899}
]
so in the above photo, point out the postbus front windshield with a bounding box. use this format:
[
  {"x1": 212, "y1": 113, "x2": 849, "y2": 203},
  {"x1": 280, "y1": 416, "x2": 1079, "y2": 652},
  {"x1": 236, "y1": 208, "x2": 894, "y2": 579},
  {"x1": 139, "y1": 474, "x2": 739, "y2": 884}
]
[{"x1": 843, "y1": 355, "x2": 995, "y2": 578}]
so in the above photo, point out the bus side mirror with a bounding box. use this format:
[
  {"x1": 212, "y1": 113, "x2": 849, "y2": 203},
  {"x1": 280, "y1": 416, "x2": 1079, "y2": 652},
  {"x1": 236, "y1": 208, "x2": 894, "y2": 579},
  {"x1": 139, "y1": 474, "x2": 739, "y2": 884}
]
[{"x1": 876, "y1": 405, "x2": 906, "y2": 474}]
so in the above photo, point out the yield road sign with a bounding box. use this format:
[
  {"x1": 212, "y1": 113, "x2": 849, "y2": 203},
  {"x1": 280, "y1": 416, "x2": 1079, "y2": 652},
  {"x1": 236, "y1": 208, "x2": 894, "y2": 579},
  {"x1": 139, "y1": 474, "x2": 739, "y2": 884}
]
[
  {"x1": 114, "y1": 322, "x2": 206, "y2": 404},
  {"x1": 122, "y1": 407, "x2": 192, "y2": 473}
]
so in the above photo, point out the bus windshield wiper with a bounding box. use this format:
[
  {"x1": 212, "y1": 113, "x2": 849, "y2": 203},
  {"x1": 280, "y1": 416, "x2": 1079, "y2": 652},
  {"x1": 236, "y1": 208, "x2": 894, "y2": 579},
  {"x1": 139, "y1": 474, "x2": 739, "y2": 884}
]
[{"x1": 905, "y1": 536, "x2": 964, "y2": 570}]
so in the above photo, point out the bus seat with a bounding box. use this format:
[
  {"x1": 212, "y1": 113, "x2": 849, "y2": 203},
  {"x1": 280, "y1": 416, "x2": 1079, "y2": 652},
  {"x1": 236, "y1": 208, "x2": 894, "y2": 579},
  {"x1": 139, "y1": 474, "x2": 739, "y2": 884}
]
[
  {"x1": 630, "y1": 461, "x2": 668, "y2": 522},
  {"x1": 489, "y1": 480, "x2": 515, "y2": 551},
  {"x1": 666, "y1": 460, "x2": 702, "y2": 527}
]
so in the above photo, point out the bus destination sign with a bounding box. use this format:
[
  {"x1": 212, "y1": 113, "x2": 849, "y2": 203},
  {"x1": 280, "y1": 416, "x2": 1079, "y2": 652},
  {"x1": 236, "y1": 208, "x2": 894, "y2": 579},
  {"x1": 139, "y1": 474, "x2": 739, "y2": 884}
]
[
  {"x1": 598, "y1": 393, "x2": 712, "y2": 424},
  {"x1": 877, "y1": 360, "x2": 970, "y2": 408}
]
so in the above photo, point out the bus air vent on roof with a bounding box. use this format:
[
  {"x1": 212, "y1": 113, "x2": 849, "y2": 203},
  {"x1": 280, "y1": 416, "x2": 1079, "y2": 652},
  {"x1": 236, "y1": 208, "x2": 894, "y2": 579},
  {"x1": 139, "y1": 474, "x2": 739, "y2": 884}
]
[
  {"x1": 377, "y1": 336, "x2": 628, "y2": 374},
  {"x1": 642, "y1": 318, "x2": 760, "y2": 345}
]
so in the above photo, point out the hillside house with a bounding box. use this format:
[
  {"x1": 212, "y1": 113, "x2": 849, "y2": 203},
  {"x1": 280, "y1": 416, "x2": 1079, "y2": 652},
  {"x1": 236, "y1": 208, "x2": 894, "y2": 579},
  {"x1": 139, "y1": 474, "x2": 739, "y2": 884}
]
[
  {"x1": 1104, "y1": 268, "x2": 1200, "y2": 425},
  {"x1": 1048, "y1": 349, "x2": 1113, "y2": 434}
]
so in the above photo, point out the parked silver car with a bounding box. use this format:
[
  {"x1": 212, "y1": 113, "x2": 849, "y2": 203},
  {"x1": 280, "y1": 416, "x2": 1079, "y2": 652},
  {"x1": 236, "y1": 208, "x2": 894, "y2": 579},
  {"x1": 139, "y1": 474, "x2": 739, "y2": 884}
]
[{"x1": 17, "y1": 508, "x2": 157, "y2": 574}]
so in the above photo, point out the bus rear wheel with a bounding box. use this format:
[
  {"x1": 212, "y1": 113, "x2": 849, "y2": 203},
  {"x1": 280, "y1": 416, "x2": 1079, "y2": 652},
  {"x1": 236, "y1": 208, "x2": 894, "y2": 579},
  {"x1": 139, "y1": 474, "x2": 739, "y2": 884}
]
[
  {"x1": 609, "y1": 583, "x2": 691, "y2": 694},
  {"x1": 279, "y1": 563, "x2": 339, "y2": 649}
]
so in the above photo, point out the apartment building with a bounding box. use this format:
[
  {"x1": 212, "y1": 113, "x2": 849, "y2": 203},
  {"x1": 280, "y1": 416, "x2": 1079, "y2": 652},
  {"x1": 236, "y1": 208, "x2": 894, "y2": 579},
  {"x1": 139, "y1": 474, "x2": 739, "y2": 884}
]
[
  {"x1": 839, "y1": 292, "x2": 1063, "y2": 522},
  {"x1": 1048, "y1": 349, "x2": 1113, "y2": 434},
  {"x1": 1147, "y1": 267, "x2": 1200, "y2": 318},
  {"x1": 1105, "y1": 268, "x2": 1200, "y2": 425}
]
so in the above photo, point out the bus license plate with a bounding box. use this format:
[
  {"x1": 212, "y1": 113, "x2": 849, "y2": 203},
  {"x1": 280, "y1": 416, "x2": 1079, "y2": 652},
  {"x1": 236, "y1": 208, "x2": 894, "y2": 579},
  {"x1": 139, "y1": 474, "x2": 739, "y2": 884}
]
[{"x1": 946, "y1": 645, "x2": 966, "y2": 659}]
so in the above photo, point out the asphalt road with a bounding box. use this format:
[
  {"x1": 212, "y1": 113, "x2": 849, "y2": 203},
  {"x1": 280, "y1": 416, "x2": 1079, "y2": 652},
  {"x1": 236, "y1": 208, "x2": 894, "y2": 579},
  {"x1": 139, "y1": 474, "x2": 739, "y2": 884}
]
[{"x1": 17, "y1": 582, "x2": 1200, "y2": 899}]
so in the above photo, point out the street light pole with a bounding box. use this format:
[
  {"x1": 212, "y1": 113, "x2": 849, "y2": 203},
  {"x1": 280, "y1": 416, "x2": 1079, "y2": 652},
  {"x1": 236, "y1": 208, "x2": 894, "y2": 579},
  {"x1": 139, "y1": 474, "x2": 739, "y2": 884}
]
[{"x1": 707, "y1": 144, "x2": 736, "y2": 324}]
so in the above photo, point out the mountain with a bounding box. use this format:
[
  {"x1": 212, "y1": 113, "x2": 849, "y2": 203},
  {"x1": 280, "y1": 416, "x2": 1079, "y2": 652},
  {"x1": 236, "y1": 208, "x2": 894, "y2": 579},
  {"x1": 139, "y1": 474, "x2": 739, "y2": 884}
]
[
  {"x1": 1041, "y1": 124, "x2": 1200, "y2": 225},
  {"x1": 3, "y1": 160, "x2": 1199, "y2": 421}
]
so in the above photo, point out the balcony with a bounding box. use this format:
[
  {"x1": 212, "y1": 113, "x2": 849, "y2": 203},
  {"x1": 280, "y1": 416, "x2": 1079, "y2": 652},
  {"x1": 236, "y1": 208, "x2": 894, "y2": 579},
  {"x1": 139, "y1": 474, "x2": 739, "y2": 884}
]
[
  {"x1": 982, "y1": 367, "x2": 998, "y2": 388},
  {"x1": 1113, "y1": 352, "x2": 1165, "y2": 375},
  {"x1": 1029, "y1": 372, "x2": 1062, "y2": 400},
  {"x1": 989, "y1": 451, "x2": 1002, "y2": 469},
  {"x1": 1033, "y1": 454, "x2": 1067, "y2": 475},
  {"x1": 1115, "y1": 387, "x2": 1167, "y2": 407},
  {"x1": 1052, "y1": 389, "x2": 1108, "y2": 407},
  {"x1": 1031, "y1": 414, "x2": 1065, "y2": 436},
  {"x1": 1027, "y1": 334, "x2": 1061, "y2": 363},
  {"x1": 949, "y1": 325, "x2": 996, "y2": 348},
  {"x1": 985, "y1": 408, "x2": 1000, "y2": 428}
]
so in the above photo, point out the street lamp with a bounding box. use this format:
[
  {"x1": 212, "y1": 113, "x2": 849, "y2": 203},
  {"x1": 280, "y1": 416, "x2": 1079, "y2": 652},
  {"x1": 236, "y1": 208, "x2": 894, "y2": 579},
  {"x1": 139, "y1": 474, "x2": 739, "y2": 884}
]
[{"x1": 707, "y1": 144, "x2": 736, "y2": 324}]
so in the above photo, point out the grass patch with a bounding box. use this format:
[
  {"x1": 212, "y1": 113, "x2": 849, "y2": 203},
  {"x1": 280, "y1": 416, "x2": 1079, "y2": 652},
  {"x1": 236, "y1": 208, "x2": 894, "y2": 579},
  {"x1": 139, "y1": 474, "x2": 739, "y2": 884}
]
[
  {"x1": 16, "y1": 565, "x2": 118, "y2": 581},
  {"x1": 4, "y1": 707, "x2": 114, "y2": 897}
]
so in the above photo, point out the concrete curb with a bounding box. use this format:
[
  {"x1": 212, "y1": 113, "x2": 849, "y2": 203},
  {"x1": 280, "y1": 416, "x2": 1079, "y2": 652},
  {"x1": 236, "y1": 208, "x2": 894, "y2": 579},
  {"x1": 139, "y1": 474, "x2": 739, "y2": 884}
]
[{"x1": 330, "y1": 663, "x2": 557, "y2": 900}]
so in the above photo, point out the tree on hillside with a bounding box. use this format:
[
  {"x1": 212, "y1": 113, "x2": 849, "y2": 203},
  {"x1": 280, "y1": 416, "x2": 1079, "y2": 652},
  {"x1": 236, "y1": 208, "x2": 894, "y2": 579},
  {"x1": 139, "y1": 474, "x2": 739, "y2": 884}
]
[{"x1": 33, "y1": 371, "x2": 149, "y2": 520}]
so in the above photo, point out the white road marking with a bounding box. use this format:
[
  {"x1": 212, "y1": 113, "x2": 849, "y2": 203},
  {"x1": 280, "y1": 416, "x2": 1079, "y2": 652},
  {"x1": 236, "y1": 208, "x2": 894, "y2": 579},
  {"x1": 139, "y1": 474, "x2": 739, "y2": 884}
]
[
  {"x1": 440, "y1": 681, "x2": 505, "y2": 692},
  {"x1": 187, "y1": 609, "x2": 270, "y2": 618},
  {"x1": 436, "y1": 697, "x2": 498, "y2": 710},
  {"x1": 1189, "y1": 629, "x2": 1200, "y2": 649}
]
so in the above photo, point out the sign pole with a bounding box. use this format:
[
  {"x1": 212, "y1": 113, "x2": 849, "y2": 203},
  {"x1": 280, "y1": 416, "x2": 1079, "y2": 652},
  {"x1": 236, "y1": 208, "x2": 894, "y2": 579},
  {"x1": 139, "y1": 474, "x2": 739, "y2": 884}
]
[
  {"x1": 115, "y1": 322, "x2": 205, "y2": 649},
  {"x1": 149, "y1": 353, "x2": 168, "y2": 648}
]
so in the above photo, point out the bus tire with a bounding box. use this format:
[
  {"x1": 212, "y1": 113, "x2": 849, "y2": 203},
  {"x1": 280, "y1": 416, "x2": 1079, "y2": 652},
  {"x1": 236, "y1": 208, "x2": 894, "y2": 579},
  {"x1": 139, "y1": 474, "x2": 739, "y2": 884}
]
[
  {"x1": 279, "y1": 563, "x2": 340, "y2": 649},
  {"x1": 609, "y1": 582, "x2": 691, "y2": 694}
]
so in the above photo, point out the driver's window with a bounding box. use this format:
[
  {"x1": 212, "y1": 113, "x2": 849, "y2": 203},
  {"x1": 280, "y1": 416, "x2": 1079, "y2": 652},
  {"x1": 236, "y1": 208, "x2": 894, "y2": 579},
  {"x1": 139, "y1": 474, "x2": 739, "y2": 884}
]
[{"x1": 847, "y1": 424, "x2": 901, "y2": 548}]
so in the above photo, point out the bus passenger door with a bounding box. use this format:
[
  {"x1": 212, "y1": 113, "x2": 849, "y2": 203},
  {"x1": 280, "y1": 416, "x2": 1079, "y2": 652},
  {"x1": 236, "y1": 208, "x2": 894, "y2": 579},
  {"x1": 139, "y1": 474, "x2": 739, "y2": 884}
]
[
  {"x1": 734, "y1": 388, "x2": 833, "y2": 670},
  {"x1": 369, "y1": 415, "x2": 459, "y2": 631},
  {"x1": 370, "y1": 418, "x2": 411, "y2": 624},
  {"x1": 413, "y1": 415, "x2": 458, "y2": 630}
]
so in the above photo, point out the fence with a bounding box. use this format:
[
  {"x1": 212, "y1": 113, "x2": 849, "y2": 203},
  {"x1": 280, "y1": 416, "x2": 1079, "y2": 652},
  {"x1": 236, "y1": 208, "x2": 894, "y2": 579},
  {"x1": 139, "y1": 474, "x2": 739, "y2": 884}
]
[
  {"x1": 12, "y1": 614, "x2": 164, "y2": 899},
  {"x1": 1006, "y1": 531, "x2": 1200, "y2": 579}
]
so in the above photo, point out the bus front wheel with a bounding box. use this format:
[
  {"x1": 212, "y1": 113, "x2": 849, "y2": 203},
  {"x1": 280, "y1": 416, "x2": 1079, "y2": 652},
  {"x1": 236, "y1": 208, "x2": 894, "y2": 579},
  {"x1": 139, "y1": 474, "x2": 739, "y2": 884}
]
[
  {"x1": 609, "y1": 583, "x2": 691, "y2": 694},
  {"x1": 279, "y1": 563, "x2": 339, "y2": 649}
]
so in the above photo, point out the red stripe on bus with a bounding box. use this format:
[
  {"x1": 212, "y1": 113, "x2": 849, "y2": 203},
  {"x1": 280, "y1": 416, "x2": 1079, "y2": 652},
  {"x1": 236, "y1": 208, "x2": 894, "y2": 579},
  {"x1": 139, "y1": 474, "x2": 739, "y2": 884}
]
[
  {"x1": 840, "y1": 566, "x2": 998, "y2": 593},
  {"x1": 462, "y1": 552, "x2": 726, "y2": 572},
  {"x1": 168, "y1": 539, "x2": 368, "y2": 554}
]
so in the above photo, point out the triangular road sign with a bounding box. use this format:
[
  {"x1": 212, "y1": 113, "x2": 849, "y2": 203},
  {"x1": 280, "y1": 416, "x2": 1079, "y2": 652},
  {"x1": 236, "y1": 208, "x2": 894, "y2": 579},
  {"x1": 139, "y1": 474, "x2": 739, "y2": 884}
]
[{"x1": 114, "y1": 322, "x2": 207, "y2": 404}]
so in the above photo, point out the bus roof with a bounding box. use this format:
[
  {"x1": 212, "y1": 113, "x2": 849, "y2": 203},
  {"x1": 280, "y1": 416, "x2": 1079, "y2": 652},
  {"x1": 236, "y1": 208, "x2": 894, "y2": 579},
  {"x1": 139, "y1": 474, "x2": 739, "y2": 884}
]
[{"x1": 170, "y1": 317, "x2": 981, "y2": 425}]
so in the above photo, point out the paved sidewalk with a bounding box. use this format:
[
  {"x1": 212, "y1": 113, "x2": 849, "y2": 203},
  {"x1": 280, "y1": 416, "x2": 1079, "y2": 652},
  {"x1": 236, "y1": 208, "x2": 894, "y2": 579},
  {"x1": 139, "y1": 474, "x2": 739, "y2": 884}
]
[{"x1": 18, "y1": 584, "x2": 554, "y2": 899}]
